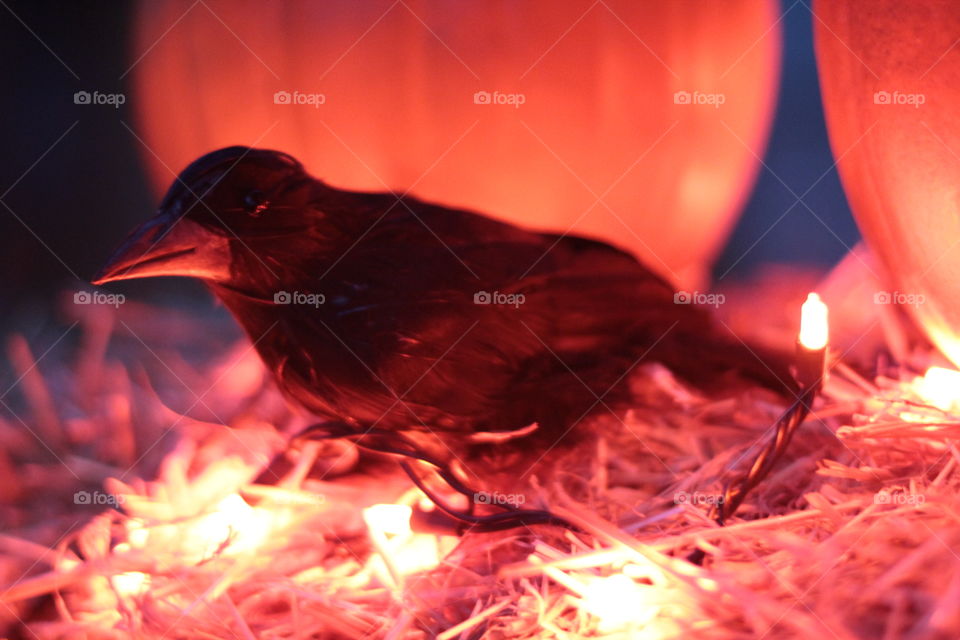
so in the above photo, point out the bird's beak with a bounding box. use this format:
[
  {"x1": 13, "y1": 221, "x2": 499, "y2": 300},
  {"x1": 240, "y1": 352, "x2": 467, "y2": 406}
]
[{"x1": 92, "y1": 211, "x2": 231, "y2": 285}]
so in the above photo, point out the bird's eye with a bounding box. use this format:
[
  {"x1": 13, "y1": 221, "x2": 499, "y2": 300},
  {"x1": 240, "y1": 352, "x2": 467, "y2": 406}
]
[{"x1": 243, "y1": 189, "x2": 269, "y2": 216}]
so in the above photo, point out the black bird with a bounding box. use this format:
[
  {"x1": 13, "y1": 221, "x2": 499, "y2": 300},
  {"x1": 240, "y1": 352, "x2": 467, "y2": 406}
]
[{"x1": 94, "y1": 147, "x2": 793, "y2": 446}]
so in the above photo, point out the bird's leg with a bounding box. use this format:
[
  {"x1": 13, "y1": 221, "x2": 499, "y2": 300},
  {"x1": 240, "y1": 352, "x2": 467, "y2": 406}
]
[
  {"x1": 289, "y1": 421, "x2": 578, "y2": 533},
  {"x1": 400, "y1": 460, "x2": 578, "y2": 533},
  {"x1": 253, "y1": 420, "x2": 363, "y2": 485}
]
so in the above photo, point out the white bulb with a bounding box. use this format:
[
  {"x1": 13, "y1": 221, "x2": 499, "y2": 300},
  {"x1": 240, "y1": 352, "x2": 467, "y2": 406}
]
[{"x1": 799, "y1": 292, "x2": 829, "y2": 351}]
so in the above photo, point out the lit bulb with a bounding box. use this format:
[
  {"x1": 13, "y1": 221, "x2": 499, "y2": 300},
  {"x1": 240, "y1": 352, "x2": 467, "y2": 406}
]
[
  {"x1": 799, "y1": 292, "x2": 829, "y2": 351},
  {"x1": 916, "y1": 366, "x2": 960, "y2": 412},
  {"x1": 188, "y1": 493, "x2": 270, "y2": 557},
  {"x1": 110, "y1": 542, "x2": 150, "y2": 597},
  {"x1": 363, "y1": 504, "x2": 413, "y2": 537},
  {"x1": 581, "y1": 573, "x2": 654, "y2": 631},
  {"x1": 363, "y1": 504, "x2": 442, "y2": 580},
  {"x1": 112, "y1": 571, "x2": 150, "y2": 597}
]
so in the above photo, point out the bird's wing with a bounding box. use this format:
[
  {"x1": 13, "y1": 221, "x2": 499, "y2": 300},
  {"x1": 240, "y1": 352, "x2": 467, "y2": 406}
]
[{"x1": 310, "y1": 196, "x2": 715, "y2": 431}]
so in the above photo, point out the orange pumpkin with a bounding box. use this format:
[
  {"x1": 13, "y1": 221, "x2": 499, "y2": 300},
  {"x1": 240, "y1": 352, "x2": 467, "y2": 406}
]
[
  {"x1": 814, "y1": 0, "x2": 960, "y2": 365},
  {"x1": 131, "y1": 0, "x2": 781, "y2": 288}
]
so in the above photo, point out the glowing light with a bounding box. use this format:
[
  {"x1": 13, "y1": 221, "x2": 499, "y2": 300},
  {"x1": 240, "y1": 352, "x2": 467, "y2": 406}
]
[
  {"x1": 363, "y1": 504, "x2": 413, "y2": 537},
  {"x1": 109, "y1": 542, "x2": 150, "y2": 597},
  {"x1": 916, "y1": 366, "x2": 960, "y2": 412},
  {"x1": 125, "y1": 519, "x2": 149, "y2": 548},
  {"x1": 112, "y1": 571, "x2": 150, "y2": 597},
  {"x1": 799, "y1": 292, "x2": 829, "y2": 351},
  {"x1": 188, "y1": 493, "x2": 270, "y2": 557},
  {"x1": 581, "y1": 573, "x2": 654, "y2": 631},
  {"x1": 363, "y1": 504, "x2": 442, "y2": 580},
  {"x1": 385, "y1": 533, "x2": 442, "y2": 576}
]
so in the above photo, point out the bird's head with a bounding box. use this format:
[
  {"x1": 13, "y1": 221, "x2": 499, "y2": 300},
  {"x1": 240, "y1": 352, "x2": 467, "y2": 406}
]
[{"x1": 93, "y1": 146, "x2": 325, "y2": 294}]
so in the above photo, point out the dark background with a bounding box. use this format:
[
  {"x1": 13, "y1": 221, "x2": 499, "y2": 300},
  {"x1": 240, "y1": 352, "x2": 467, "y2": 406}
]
[{"x1": 0, "y1": 1, "x2": 859, "y2": 336}]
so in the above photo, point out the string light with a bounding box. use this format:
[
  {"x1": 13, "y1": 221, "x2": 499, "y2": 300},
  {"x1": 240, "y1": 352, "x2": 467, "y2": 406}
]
[
  {"x1": 799, "y1": 292, "x2": 829, "y2": 351},
  {"x1": 796, "y1": 292, "x2": 829, "y2": 389},
  {"x1": 710, "y1": 293, "x2": 830, "y2": 532}
]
